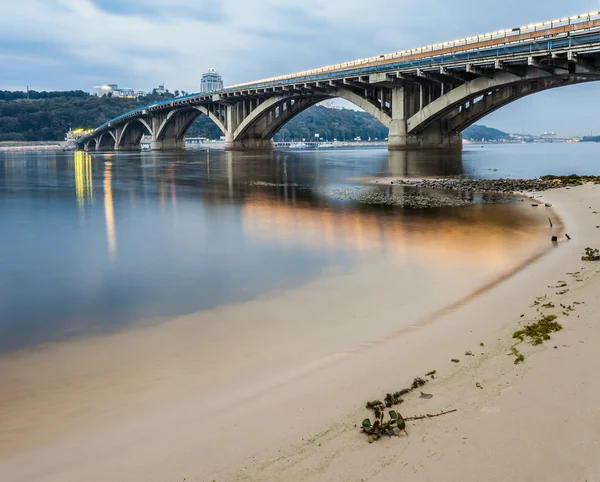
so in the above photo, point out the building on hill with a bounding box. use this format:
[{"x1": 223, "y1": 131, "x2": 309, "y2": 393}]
[
  {"x1": 200, "y1": 69, "x2": 223, "y2": 93},
  {"x1": 94, "y1": 84, "x2": 117, "y2": 96},
  {"x1": 153, "y1": 84, "x2": 168, "y2": 95},
  {"x1": 93, "y1": 84, "x2": 136, "y2": 98},
  {"x1": 319, "y1": 100, "x2": 345, "y2": 110}
]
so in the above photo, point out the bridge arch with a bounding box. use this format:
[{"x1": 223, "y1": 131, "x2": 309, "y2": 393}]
[
  {"x1": 407, "y1": 71, "x2": 600, "y2": 135},
  {"x1": 117, "y1": 119, "x2": 152, "y2": 151},
  {"x1": 446, "y1": 77, "x2": 579, "y2": 133},
  {"x1": 96, "y1": 131, "x2": 116, "y2": 151},
  {"x1": 227, "y1": 86, "x2": 392, "y2": 149},
  {"x1": 152, "y1": 107, "x2": 229, "y2": 150}
]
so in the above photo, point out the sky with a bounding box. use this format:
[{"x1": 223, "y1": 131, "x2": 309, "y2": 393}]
[{"x1": 1, "y1": 0, "x2": 600, "y2": 136}]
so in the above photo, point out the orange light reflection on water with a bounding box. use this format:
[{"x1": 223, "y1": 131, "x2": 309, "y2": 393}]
[{"x1": 241, "y1": 193, "x2": 548, "y2": 270}]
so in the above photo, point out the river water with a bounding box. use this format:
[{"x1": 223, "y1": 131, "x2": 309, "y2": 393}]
[{"x1": 0, "y1": 143, "x2": 597, "y2": 354}]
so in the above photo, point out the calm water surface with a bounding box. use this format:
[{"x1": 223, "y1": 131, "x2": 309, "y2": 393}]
[{"x1": 1, "y1": 143, "x2": 598, "y2": 353}]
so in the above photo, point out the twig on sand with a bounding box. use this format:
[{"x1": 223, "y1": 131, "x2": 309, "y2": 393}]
[{"x1": 405, "y1": 410, "x2": 458, "y2": 422}]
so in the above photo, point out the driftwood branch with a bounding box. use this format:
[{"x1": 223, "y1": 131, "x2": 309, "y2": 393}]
[{"x1": 405, "y1": 409, "x2": 457, "y2": 422}]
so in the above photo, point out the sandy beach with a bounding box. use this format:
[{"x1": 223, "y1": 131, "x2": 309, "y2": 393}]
[{"x1": 1, "y1": 183, "x2": 599, "y2": 482}]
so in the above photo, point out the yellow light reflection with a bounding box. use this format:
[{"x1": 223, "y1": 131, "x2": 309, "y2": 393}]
[
  {"x1": 104, "y1": 161, "x2": 117, "y2": 263},
  {"x1": 74, "y1": 151, "x2": 94, "y2": 208}
]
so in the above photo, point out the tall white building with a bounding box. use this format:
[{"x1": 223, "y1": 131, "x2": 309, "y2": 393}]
[{"x1": 200, "y1": 69, "x2": 223, "y2": 93}]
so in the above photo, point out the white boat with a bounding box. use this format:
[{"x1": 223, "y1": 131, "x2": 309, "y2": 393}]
[
  {"x1": 317, "y1": 142, "x2": 335, "y2": 148},
  {"x1": 289, "y1": 142, "x2": 307, "y2": 149}
]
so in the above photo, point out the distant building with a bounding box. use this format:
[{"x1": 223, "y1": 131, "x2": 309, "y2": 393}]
[
  {"x1": 93, "y1": 84, "x2": 136, "y2": 98},
  {"x1": 320, "y1": 100, "x2": 344, "y2": 110},
  {"x1": 153, "y1": 83, "x2": 168, "y2": 95},
  {"x1": 94, "y1": 84, "x2": 117, "y2": 96},
  {"x1": 113, "y1": 88, "x2": 135, "y2": 98},
  {"x1": 200, "y1": 69, "x2": 223, "y2": 93}
]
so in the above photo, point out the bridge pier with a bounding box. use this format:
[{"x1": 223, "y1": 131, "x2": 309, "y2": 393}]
[
  {"x1": 388, "y1": 125, "x2": 462, "y2": 150},
  {"x1": 151, "y1": 138, "x2": 186, "y2": 151},
  {"x1": 225, "y1": 137, "x2": 274, "y2": 151},
  {"x1": 387, "y1": 86, "x2": 462, "y2": 150}
]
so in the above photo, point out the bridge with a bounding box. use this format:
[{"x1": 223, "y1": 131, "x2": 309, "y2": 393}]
[{"x1": 78, "y1": 11, "x2": 600, "y2": 152}]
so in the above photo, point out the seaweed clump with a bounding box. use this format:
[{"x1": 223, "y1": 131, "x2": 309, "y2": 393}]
[
  {"x1": 512, "y1": 314, "x2": 563, "y2": 346},
  {"x1": 361, "y1": 410, "x2": 407, "y2": 443},
  {"x1": 509, "y1": 314, "x2": 563, "y2": 364},
  {"x1": 365, "y1": 376, "x2": 432, "y2": 414},
  {"x1": 582, "y1": 247, "x2": 600, "y2": 261}
]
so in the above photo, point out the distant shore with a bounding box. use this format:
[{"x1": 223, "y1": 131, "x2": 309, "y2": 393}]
[{"x1": 0, "y1": 141, "x2": 68, "y2": 152}]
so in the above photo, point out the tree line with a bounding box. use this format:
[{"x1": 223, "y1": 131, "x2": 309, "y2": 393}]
[
  {"x1": 0, "y1": 90, "x2": 492, "y2": 143},
  {"x1": 0, "y1": 90, "x2": 177, "y2": 142}
]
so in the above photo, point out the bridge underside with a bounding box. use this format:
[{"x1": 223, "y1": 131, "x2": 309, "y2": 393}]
[{"x1": 79, "y1": 50, "x2": 600, "y2": 152}]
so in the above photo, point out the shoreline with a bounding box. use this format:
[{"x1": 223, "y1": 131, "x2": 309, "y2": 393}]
[
  {"x1": 237, "y1": 183, "x2": 600, "y2": 481},
  {"x1": 0, "y1": 184, "x2": 599, "y2": 481}
]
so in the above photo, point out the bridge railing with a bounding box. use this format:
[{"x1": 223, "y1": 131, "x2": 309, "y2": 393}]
[{"x1": 227, "y1": 11, "x2": 600, "y2": 90}]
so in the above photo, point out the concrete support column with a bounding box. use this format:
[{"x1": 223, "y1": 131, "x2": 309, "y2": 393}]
[
  {"x1": 151, "y1": 138, "x2": 186, "y2": 151},
  {"x1": 388, "y1": 86, "x2": 410, "y2": 150},
  {"x1": 224, "y1": 138, "x2": 274, "y2": 151},
  {"x1": 388, "y1": 86, "x2": 462, "y2": 150}
]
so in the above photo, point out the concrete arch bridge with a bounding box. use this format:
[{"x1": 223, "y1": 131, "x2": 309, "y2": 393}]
[{"x1": 78, "y1": 12, "x2": 600, "y2": 151}]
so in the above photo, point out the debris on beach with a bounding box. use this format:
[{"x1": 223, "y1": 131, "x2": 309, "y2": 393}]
[
  {"x1": 362, "y1": 410, "x2": 407, "y2": 443},
  {"x1": 465, "y1": 350, "x2": 474, "y2": 356},
  {"x1": 365, "y1": 376, "x2": 431, "y2": 415},
  {"x1": 419, "y1": 392, "x2": 433, "y2": 399},
  {"x1": 405, "y1": 410, "x2": 458, "y2": 422},
  {"x1": 411, "y1": 377, "x2": 427, "y2": 390},
  {"x1": 510, "y1": 346, "x2": 525, "y2": 364},
  {"x1": 582, "y1": 247, "x2": 600, "y2": 261},
  {"x1": 451, "y1": 358, "x2": 460, "y2": 363},
  {"x1": 476, "y1": 382, "x2": 483, "y2": 389},
  {"x1": 361, "y1": 410, "x2": 457, "y2": 442},
  {"x1": 549, "y1": 281, "x2": 567, "y2": 288}
]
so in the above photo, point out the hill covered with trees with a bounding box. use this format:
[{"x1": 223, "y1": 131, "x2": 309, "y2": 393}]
[
  {"x1": 0, "y1": 89, "x2": 507, "y2": 143},
  {"x1": 461, "y1": 124, "x2": 510, "y2": 141}
]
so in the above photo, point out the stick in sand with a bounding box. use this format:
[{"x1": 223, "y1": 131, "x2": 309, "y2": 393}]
[{"x1": 405, "y1": 409, "x2": 457, "y2": 422}]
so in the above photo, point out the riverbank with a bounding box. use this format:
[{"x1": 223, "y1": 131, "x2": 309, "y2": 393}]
[
  {"x1": 0, "y1": 183, "x2": 598, "y2": 481},
  {"x1": 233, "y1": 183, "x2": 600, "y2": 481},
  {"x1": 0, "y1": 141, "x2": 67, "y2": 152}
]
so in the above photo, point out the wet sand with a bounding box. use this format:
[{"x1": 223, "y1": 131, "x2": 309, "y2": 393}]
[{"x1": 2, "y1": 185, "x2": 599, "y2": 481}]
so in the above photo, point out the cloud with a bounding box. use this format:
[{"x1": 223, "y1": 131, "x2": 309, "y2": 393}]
[{"x1": 0, "y1": 0, "x2": 598, "y2": 134}]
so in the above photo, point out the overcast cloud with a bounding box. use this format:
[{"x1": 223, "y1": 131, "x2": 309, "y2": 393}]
[{"x1": 1, "y1": 0, "x2": 599, "y2": 135}]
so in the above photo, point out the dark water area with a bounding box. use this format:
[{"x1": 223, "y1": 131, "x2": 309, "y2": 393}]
[{"x1": 0, "y1": 143, "x2": 597, "y2": 353}]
